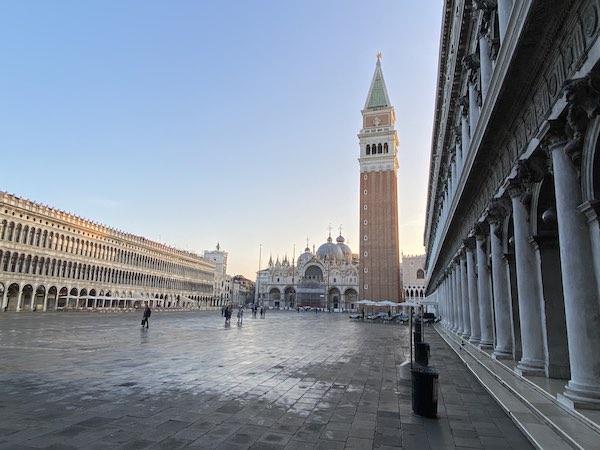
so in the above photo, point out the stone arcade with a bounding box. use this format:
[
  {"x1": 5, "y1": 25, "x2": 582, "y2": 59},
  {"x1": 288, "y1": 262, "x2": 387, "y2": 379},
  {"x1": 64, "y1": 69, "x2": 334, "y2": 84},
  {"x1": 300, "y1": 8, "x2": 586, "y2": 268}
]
[{"x1": 424, "y1": 0, "x2": 600, "y2": 410}]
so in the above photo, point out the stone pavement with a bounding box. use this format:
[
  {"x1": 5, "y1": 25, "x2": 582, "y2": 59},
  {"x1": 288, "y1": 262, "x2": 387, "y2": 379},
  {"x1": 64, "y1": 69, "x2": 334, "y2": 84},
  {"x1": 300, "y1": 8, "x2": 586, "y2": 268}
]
[{"x1": 0, "y1": 311, "x2": 534, "y2": 449}]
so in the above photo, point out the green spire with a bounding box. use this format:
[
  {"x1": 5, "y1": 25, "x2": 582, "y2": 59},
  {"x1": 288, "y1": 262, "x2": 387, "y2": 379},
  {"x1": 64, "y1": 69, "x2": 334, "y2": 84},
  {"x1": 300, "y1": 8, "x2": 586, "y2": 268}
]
[{"x1": 365, "y1": 54, "x2": 391, "y2": 109}]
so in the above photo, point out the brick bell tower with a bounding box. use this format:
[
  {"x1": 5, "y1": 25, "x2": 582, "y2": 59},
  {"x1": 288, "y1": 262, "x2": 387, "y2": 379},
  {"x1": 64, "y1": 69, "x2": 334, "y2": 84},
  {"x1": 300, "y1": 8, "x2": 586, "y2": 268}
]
[{"x1": 358, "y1": 54, "x2": 401, "y2": 302}]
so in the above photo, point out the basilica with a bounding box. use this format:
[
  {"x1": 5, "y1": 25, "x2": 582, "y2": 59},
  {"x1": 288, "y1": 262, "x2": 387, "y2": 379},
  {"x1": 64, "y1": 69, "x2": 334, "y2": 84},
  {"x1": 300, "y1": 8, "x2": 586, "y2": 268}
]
[{"x1": 255, "y1": 232, "x2": 359, "y2": 310}]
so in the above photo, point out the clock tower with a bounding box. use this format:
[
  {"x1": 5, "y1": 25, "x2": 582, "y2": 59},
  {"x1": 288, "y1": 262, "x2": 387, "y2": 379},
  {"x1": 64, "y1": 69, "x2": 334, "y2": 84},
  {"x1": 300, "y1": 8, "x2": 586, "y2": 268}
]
[{"x1": 358, "y1": 55, "x2": 401, "y2": 302}]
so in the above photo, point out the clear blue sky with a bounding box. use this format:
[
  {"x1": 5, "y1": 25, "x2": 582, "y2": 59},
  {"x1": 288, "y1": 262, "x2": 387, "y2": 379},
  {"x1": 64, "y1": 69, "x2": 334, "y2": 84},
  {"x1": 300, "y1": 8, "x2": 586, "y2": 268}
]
[{"x1": 1, "y1": 1, "x2": 442, "y2": 279}]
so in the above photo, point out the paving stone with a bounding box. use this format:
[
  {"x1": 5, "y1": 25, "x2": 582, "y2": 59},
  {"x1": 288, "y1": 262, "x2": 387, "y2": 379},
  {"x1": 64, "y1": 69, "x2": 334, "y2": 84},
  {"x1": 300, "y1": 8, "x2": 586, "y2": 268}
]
[{"x1": 0, "y1": 311, "x2": 534, "y2": 449}]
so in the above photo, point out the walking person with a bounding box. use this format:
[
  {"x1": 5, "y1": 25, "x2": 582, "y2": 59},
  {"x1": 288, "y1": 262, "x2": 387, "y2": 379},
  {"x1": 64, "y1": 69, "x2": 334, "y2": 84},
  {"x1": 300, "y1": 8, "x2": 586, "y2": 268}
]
[
  {"x1": 141, "y1": 303, "x2": 151, "y2": 329},
  {"x1": 237, "y1": 306, "x2": 244, "y2": 325}
]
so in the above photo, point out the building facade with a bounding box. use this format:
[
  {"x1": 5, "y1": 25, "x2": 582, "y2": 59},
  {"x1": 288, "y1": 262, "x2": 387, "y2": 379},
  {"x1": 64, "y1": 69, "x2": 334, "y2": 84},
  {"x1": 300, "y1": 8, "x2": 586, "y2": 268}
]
[
  {"x1": 401, "y1": 254, "x2": 426, "y2": 302},
  {"x1": 0, "y1": 192, "x2": 215, "y2": 311},
  {"x1": 204, "y1": 244, "x2": 232, "y2": 307},
  {"x1": 256, "y1": 233, "x2": 359, "y2": 310},
  {"x1": 232, "y1": 274, "x2": 254, "y2": 307},
  {"x1": 424, "y1": 0, "x2": 600, "y2": 410},
  {"x1": 358, "y1": 55, "x2": 402, "y2": 302}
]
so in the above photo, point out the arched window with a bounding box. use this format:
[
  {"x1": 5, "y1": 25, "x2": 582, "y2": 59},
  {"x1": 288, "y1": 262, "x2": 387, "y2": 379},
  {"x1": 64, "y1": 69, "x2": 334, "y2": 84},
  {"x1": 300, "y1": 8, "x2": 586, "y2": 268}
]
[
  {"x1": 384, "y1": 143, "x2": 389, "y2": 153},
  {"x1": 377, "y1": 143, "x2": 382, "y2": 153},
  {"x1": 417, "y1": 269, "x2": 425, "y2": 279},
  {"x1": 366, "y1": 144, "x2": 371, "y2": 155}
]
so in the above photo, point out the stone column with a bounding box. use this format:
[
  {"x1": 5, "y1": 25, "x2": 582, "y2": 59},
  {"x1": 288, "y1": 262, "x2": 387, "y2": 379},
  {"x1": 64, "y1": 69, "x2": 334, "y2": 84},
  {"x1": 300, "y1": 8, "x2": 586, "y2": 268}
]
[
  {"x1": 497, "y1": 0, "x2": 514, "y2": 43},
  {"x1": 16, "y1": 286, "x2": 24, "y2": 312},
  {"x1": 508, "y1": 180, "x2": 546, "y2": 375},
  {"x1": 459, "y1": 248, "x2": 471, "y2": 338},
  {"x1": 465, "y1": 237, "x2": 481, "y2": 345},
  {"x1": 440, "y1": 276, "x2": 446, "y2": 326},
  {"x1": 447, "y1": 266, "x2": 455, "y2": 330},
  {"x1": 451, "y1": 267, "x2": 458, "y2": 331},
  {"x1": 475, "y1": 225, "x2": 494, "y2": 348},
  {"x1": 459, "y1": 102, "x2": 470, "y2": 162},
  {"x1": 42, "y1": 290, "x2": 49, "y2": 312},
  {"x1": 579, "y1": 200, "x2": 600, "y2": 303},
  {"x1": 487, "y1": 200, "x2": 513, "y2": 358},
  {"x1": 479, "y1": 31, "x2": 493, "y2": 102},
  {"x1": 468, "y1": 81, "x2": 480, "y2": 134},
  {"x1": 545, "y1": 101, "x2": 600, "y2": 406},
  {"x1": 450, "y1": 155, "x2": 457, "y2": 201},
  {"x1": 462, "y1": 53, "x2": 481, "y2": 132},
  {"x1": 461, "y1": 118, "x2": 469, "y2": 171},
  {"x1": 453, "y1": 259, "x2": 463, "y2": 335},
  {"x1": 446, "y1": 268, "x2": 454, "y2": 329}
]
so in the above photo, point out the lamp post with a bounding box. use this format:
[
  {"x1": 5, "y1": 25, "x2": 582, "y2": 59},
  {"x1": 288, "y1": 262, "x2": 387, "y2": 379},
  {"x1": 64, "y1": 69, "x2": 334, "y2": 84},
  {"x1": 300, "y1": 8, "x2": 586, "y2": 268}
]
[{"x1": 256, "y1": 244, "x2": 262, "y2": 308}]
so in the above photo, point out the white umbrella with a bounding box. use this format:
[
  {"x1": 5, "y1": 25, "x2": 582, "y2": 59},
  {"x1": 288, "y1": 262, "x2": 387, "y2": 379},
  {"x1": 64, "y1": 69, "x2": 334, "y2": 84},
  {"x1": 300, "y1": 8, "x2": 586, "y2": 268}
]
[
  {"x1": 376, "y1": 300, "x2": 398, "y2": 307},
  {"x1": 356, "y1": 299, "x2": 376, "y2": 305}
]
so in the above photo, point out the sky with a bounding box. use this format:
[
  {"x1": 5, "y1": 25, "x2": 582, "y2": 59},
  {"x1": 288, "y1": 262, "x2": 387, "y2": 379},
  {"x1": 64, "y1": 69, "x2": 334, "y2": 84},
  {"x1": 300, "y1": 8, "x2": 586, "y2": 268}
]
[{"x1": 1, "y1": 1, "x2": 443, "y2": 279}]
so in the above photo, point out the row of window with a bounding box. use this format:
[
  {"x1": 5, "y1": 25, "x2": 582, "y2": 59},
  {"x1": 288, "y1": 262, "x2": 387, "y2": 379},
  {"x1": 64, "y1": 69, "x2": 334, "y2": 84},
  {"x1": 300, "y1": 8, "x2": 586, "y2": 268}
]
[
  {"x1": 366, "y1": 143, "x2": 389, "y2": 155},
  {"x1": 0, "y1": 220, "x2": 209, "y2": 278},
  {"x1": 0, "y1": 250, "x2": 212, "y2": 294}
]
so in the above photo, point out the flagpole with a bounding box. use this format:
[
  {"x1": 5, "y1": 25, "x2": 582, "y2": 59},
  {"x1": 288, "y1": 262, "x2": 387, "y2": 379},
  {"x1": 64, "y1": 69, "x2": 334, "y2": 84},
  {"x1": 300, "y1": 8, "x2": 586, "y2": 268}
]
[{"x1": 256, "y1": 244, "x2": 262, "y2": 307}]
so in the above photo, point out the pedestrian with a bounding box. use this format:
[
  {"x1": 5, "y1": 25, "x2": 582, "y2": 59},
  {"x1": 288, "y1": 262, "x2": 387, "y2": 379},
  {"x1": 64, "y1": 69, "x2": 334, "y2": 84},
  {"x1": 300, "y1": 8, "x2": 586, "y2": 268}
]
[
  {"x1": 141, "y1": 303, "x2": 151, "y2": 329},
  {"x1": 237, "y1": 306, "x2": 244, "y2": 325}
]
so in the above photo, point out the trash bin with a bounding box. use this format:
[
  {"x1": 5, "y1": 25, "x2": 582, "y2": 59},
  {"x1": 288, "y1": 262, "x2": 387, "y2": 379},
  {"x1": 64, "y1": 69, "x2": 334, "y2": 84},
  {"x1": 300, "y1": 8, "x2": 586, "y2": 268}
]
[
  {"x1": 415, "y1": 341, "x2": 430, "y2": 366},
  {"x1": 411, "y1": 365, "x2": 439, "y2": 418}
]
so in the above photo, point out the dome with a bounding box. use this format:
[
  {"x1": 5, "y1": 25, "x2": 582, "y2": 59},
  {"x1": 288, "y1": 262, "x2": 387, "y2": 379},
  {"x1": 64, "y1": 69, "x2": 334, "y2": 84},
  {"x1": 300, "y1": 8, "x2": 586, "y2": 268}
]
[
  {"x1": 316, "y1": 235, "x2": 345, "y2": 262},
  {"x1": 336, "y1": 234, "x2": 353, "y2": 263},
  {"x1": 297, "y1": 247, "x2": 312, "y2": 265}
]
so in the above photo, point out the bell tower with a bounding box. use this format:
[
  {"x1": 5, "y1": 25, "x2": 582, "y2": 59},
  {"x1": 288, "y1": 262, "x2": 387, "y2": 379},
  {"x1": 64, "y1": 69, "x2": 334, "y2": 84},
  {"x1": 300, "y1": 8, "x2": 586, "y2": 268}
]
[{"x1": 358, "y1": 54, "x2": 401, "y2": 301}]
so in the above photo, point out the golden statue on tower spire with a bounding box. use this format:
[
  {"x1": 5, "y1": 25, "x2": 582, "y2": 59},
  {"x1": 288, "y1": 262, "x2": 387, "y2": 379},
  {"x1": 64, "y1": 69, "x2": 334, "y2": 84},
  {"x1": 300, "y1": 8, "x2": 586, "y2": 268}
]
[{"x1": 377, "y1": 52, "x2": 382, "y2": 62}]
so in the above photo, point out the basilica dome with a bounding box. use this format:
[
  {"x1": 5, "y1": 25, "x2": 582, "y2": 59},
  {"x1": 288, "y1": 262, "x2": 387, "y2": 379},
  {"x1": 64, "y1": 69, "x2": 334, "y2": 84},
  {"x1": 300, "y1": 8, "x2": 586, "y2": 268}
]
[
  {"x1": 316, "y1": 235, "x2": 345, "y2": 262},
  {"x1": 297, "y1": 247, "x2": 312, "y2": 265},
  {"x1": 336, "y1": 234, "x2": 353, "y2": 263}
]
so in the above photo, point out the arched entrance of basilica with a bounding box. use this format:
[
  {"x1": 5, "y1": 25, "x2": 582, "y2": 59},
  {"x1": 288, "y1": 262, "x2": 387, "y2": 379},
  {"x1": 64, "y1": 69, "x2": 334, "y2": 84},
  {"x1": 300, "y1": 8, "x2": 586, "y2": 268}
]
[{"x1": 284, "y1": 287, "x2": 295, "y2": 309}]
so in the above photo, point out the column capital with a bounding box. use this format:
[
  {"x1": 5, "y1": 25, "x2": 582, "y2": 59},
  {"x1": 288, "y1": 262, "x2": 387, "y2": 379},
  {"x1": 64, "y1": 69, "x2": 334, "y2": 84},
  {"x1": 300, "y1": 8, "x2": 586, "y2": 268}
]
[
  {"x1": 486, "y1": 198, "x2": 511, "y2": 224},
  {"x1": 456, "y1": 96, "x2": 469, "y2": 115},
  {"x1": 462, "y1": 53, "x2": 480, "y2": 73},
  {"x1": 578, "y1": 199, "x2": 600, "y2": 223},
  {"x1": 540, "y1": 118, "x2": 569, "y2": 151},
  {"x1": 515, "y1": 154, "x2": 549, "y2": 184},
  {"x1": 506, "y1": 177, "x2": 525, "y2": 199},
  {"x1": 453, "y1": 126, "x2": 462, "y2": 146},
  {"x1": 473, "y1": 221, "x2": 489, "y2": 239},
  {"x1": 463, "y1": 236, "x2": 476, "y2": 252},
  {"x1": 472, "y1": 0, "x2": 497, "y2": 13},
  {"x1": 559, "y1": 71, "x2": 600, "y2": 170}
]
